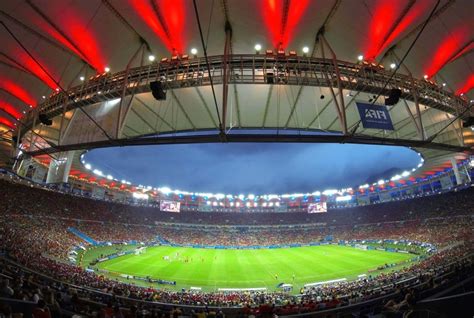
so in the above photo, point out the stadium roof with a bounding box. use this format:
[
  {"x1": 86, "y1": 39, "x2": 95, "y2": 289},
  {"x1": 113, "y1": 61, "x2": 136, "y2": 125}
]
[{"x1": 0, "y1": 0, "x2": 472, "y2": 188}]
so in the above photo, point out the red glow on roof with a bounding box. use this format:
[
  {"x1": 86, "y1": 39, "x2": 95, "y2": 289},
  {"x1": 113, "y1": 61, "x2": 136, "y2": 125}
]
[
  {"x1": 16, "y1": 51, "x2": 57, "y2": 89},
  {"x1": 30, "y1": 8, "x2": 107, "y2": 72},
  {"x1": 424, "y1": 25, "x2": 471, "y2": 78},
  {"x1": 455, "y1": 73, "x2": 474, "y2": 95},
  {"x1": 364, "y1": 0, "x2": 401, "y2": 60},
  {"x1": 0, "y1": 101, "x2": 22, "y2": 119},
  {"x1": 0, "y1": 117, "x2": 14, "y2": 128},
  {"x1": 447, "y1": 42, "x2": 474, "y2": 65},
  {"x1": 129, "y1": 0, "x2": 186, "y2": 53},
  {"x1": 160, "y1": 0, "x2": 186, "y2": 53},
  {"x1": 30, "y1": 15, "x2": 89, "y2": 66},
  {"x1": 262, "y1": 0, "x2": 310, "y2": 49},
  {"x1": 375, "y1": 0, "x2": 432, "y2": 58},
  {"x1": 0, "y1": 79, "x2": 37, "y2": 106}
]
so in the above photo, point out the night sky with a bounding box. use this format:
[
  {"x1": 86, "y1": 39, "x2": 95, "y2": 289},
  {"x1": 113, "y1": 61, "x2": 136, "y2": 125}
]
[{"x1": 85, "y1": 143, "x2": 421, "y2": 194}]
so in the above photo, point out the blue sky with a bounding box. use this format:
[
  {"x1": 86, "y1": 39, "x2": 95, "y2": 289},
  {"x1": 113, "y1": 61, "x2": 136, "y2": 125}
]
[{"x1": 85, "y1": 143, "x2": 420, "y2": 194}]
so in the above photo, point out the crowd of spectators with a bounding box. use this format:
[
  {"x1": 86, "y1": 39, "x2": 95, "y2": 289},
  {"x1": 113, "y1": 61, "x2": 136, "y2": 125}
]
[
  {"x1": 1, "y1": 179, "x2": 473, "y2": 226},
  {"x1": 0, "y1": 179, "x2": 473, "y2": 317}
]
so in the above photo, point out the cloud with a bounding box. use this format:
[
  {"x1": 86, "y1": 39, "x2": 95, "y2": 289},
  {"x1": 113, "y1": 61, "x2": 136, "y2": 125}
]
[{"x1": 86, "y1": 143, "x2": 419, "y2": 194}]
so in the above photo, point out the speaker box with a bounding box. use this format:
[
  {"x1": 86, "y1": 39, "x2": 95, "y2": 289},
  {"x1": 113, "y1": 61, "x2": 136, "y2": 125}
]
[
  {"x1": 38, "y1": 114, "x2": 52, "y2": 126},
  {"x1": 266, "y1": 73, "x2": 274, "y2": 84},
  {"x1": 462, "y1": 117, "x2": 474, "y2": 128},
  {"x1": 150, "y1": 81, "x2": 167, "y2": 100},
  {"x1": 385, "y1": 88, "x2": 402, "y2": 106}
]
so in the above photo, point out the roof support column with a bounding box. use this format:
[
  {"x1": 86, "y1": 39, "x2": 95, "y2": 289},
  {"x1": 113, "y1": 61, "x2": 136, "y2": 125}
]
[
  {"x1": 319, "y1": 34, "x2": 347, "y2": 134},
  {"x1": 46, "y1": 150, "x2": 75, "y2": 184},
  {"x1": 59, "y1": 63, "x2": 89, "y2": 145},
  {"x1": 221, "y1": 21, "x2": 232, "y2": 140},
  {"x1": 116, "y1": 43, "x2": 145, "y2": 139},
  {"x1": 391, "y1": 51, "x2": 425, "y2": 140},
  {"x1": 450, "y1": 158, "x2": 462, "y2": 186}
]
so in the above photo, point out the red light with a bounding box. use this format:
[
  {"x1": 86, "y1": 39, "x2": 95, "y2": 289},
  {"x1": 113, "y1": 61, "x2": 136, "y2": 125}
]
[
  {"x1": 374, "y1": 1, "x2": 433, "y2": 58},
  {"x1": 11, "y1": 51, "x2": 58, "y2": 89},
  {"x1": 129, "y1": 0, "x2": 187, "y2": 53},
  {"x1": 456, "y1": 74, "x2": 474, "y2": 95},
  {"x1": 262, "y1": 0, "x2": 310, "y2": 49},
  {"x1": 0, "y1": 79, "x2": 37, "y2": 106},
  {"x1": 28, "y1": 7, "x2": 106, "y2": 71},
  {"x1": 424, "y1": 25, "x2": 471, "y2": 78},
  {"x1": 265, "y1": 49, "x2": 274, "y2": 55},
  {"x1": 447, "y1": 42, "x2": 474, "y2": 65},
  {"x1": 0, "y1": 117, "x2": 14, "y2": 129},
  {"x1": 0, "y1": 101, "x2": 22, "y2": 119}
]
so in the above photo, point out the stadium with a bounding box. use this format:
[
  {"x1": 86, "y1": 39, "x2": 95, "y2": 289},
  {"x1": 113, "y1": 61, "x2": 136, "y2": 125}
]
[{"x1": 0, "y1": 0, "x2": 473, "y2": 317}]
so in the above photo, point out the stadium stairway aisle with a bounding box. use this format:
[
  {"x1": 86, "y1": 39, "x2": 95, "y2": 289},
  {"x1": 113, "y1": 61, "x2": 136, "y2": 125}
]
[
  {"x1": 67, "y1": 227, "x2": 98, "y2": 245},
  {"x1": 155, "y1": 235, "x2": 171, "y2": 244}
]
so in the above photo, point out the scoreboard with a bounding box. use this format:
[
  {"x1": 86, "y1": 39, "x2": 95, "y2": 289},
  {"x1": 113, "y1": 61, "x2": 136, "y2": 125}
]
[
  {"x1": 307, "y1": 201, "x2": 327, "y2": 213},
  {"x1": 160, "y1": 200, "x2": 180, "y2": 213}
]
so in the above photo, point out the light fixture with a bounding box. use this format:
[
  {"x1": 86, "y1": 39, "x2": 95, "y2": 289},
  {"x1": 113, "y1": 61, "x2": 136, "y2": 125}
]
[
  {"x1": 104, "y1": 67, "x2": 110, "y2": 73},
  {"x1": 442, "y1": 83, "x2": 446, "y2": 87},
  {"x1": 42, "y1": 96, "x2": 46, "y2": 99},
  {"x1": 148, "y1": 55, "x2": 155, "y2": 62},
  {"x1": 254, "y1": 44, "x2": 262, "y2": 52},
  {"x1": 423, "y1": 74, "x2": 428, "y2": 79},
  {"x1": 302, "y1": 46, "x2": 309, "y2": 54},
  {"x1": 390, "y1": 63, "x2": 396, "y2": 69},
  {"x1": 357, "y1": 55, "x2": 364, "y2": 61},
  {"x1": 190, "y1": 48, "x2": 198, "y2": 55},
  {"x1": 79, "y1": 76, "x2": 85, "y2": 81}
]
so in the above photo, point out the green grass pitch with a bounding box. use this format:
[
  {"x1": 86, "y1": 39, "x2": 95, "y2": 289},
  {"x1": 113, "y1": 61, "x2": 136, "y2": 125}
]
[{"x1": 82, "y1": 245, "x2": 415, "y2": 292}]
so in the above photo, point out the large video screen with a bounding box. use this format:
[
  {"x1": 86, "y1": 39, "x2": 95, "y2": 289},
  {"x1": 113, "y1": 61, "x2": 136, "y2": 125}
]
[
  {"x1": 308, "y1": 202, "x2": 327, "y2": 213},
  {"x1": 160, "y1": 200, "x2": 180, "y2": 213}
]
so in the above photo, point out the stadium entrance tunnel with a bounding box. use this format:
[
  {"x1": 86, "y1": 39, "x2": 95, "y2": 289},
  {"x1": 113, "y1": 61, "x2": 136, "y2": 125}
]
[{"x1": 82, "y1": 142, "x2": 422, "y2": 194}]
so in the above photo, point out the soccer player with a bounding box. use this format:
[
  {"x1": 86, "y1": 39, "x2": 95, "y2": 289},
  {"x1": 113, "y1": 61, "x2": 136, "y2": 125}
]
[{"x1": 275, "y1": 274, "x2": 278, "y2": 280}]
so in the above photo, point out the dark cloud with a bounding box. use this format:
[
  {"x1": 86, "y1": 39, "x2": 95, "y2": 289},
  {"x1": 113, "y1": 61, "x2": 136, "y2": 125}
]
[{"x1": 85, "y1": 143, "x2": 420, "y2": 194}]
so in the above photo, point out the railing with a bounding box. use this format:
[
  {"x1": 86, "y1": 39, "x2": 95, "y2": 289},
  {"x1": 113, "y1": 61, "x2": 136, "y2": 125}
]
[
  {"x1": 20, "y1": 54, "x2": 468, "y2": 132},
  {"x1": 1, "y1": 248, "x2": 471, "y2": 318}
]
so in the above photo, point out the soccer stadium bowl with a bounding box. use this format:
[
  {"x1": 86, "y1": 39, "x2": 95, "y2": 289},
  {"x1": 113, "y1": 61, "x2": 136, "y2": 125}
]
[{"x1": 0, "y1": 0, "x2": 472, "y2": 317}]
